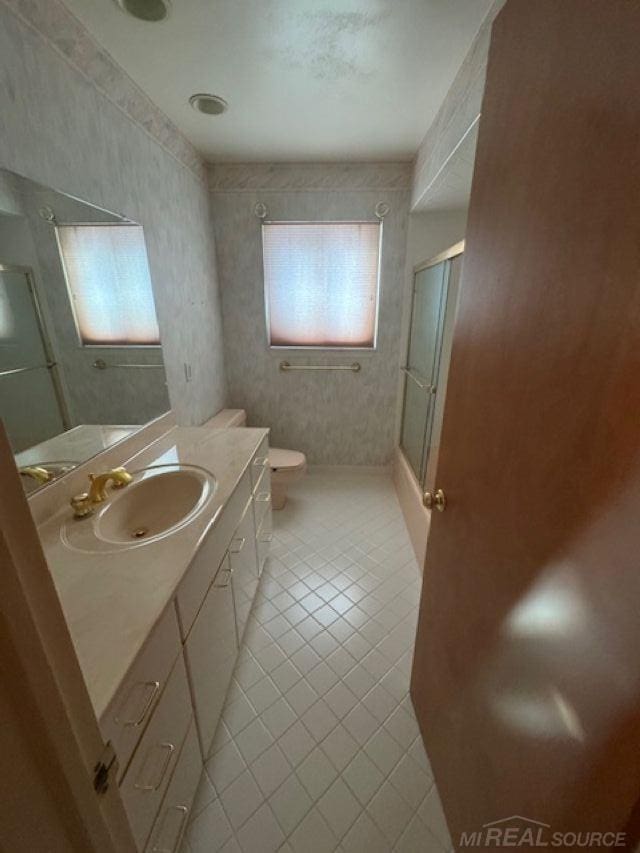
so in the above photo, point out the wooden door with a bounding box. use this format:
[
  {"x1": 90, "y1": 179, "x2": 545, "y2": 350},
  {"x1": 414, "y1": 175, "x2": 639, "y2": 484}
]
[
  {"x1": 0, "y1": 424, "x2": 136, "y2": 851},
  {"x1": 410, "y1": 0, "x2": 640, "y2": 847}
]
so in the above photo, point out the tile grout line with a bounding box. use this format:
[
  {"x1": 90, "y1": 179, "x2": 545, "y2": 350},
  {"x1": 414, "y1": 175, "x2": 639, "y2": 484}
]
[{"x1": 185, "y1": 472, "x2": 448, "y2": 853}]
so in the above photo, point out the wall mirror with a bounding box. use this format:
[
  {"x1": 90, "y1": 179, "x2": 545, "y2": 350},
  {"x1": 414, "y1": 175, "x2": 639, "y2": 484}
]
[{"x1": 0, "y1": 168, "x2": 170, "y2": 494}]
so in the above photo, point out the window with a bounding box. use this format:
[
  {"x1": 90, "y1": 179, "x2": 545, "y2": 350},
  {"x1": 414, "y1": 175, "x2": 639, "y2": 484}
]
[
  {"x1": 56, "y1": 224, "x2": 160, "y2": 345},
  {"x1": 262, "y1": 221, "x2": 381, "y2": 348}
]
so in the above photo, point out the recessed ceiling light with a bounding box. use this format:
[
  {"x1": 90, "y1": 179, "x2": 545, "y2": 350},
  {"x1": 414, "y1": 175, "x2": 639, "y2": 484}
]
[
  {"x1": 114, "y1": 0, "x2": 170, "y2": 22},
  {"x1": 189, "y1": 94, "x2": 229, "y2": 116}
]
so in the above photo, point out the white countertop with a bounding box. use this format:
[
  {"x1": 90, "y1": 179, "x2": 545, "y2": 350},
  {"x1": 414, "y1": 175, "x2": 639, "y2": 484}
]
[{"x1": 37, "y1": 425, "x2": 268, "y2": 720}]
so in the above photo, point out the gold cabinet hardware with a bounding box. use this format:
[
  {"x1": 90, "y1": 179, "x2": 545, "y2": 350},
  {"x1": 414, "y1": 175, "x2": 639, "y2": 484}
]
[
  {"x1": 115, "y1": 680, "x2": 160, "y2": 727},
  {"x1": 214, "y1": 568, "x2": 233, "y2": 588},
  {"x1": 134, "y1": 742, "x2": 175, "y2": 791},
  {"x1": 149, "y1": 804, "x2": 189, "y2": 853},
  {"x1": 229, "y1": 537, "x2": 246, "y2": 554},
  {"x1": 423, "y1": 488, "x2": 447, "y2": 512}
]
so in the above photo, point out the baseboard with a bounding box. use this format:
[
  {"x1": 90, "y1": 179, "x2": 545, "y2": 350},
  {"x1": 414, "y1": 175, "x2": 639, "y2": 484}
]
[{"x1": 307, "y1": 464, "x2": 392, "y2": 475}]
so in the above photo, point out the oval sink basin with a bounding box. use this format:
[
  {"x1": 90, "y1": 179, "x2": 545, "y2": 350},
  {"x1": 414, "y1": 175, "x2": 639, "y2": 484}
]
[
  {"x1": 62, "y1": 464, "x2": 215, "y2": 553},
  {"x1": 96, "y1": 469, "x2": 208, "y2": 545}
]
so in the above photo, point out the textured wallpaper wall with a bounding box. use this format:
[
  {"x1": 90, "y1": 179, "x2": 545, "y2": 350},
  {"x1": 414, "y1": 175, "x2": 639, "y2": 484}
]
[
  {"x1": 209, "y1": 163, "x2": 412, "y2": 466},
  {"x1": 412, "y1": 0, "x2": 506, "y2": 210},
  {"x1": 0, "y1": 0, "x2": 227, "y2": 425}
]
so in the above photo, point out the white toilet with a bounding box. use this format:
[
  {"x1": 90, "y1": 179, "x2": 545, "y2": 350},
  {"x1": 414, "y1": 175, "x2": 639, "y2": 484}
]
[{"x1": 204, "y1": 409, "x2": 306, "y2": 509}]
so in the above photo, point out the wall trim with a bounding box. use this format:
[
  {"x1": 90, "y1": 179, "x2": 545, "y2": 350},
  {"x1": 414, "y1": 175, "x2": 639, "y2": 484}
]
[
  {"x1": 307, "y1": 465, "x2": 392, "y2": 475},
  {"x1": 1, "y1": 0, "x2": 206, "y2": 184},
  {"x1": 208, "y1": 162, "x2": 413, "y2": 193}
]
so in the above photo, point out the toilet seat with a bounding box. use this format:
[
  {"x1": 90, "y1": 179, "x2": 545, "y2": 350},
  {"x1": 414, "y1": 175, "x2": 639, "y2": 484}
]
[{"x1": 269, "y1": 448, "x2": 306, "y2": 472}]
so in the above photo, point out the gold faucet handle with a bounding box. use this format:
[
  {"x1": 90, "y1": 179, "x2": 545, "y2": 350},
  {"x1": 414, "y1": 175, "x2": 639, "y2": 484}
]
[
  {"x1": 71, "y1": 492, "x2": 94, "y2": 519},
  {"x1": 111, "y1": 466, "x2": 133, "y2": 488}
]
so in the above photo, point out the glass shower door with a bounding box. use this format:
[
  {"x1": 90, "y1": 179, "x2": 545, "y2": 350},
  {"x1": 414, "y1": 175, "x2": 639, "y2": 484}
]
[
  {"x1": 0, "y1": 265, "x2": 67, "y2": 452},
  {"x1": 400, "y1": 259, "x2": 449, "y2": 483}
]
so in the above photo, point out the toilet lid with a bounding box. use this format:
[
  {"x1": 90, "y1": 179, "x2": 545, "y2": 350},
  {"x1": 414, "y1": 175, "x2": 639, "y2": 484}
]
[{"x1": 269, "y1": 448, "x2": 306, "y2": 471}]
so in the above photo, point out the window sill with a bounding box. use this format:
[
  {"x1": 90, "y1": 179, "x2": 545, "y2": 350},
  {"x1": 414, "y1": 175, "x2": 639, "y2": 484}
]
[
  {"x1": 77, "y1": 344, "x2": 163, "y2": 350},
  {"x1": 268, "y1": 346, "x2": 377, "y2": 355}
]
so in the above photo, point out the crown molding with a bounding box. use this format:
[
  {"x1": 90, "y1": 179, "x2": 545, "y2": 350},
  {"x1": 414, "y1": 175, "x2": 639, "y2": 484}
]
[{"x1": 208, "y1": 161, "x2": 413, "y2": 193}]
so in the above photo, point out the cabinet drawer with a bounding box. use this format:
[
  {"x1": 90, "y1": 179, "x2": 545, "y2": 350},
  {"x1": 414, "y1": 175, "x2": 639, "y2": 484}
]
[
  {"x1": 256, "y1": 510, "x2": 273, "y2": 575},
  {"x1": 230, "y1": 498, "x2": 259, "y2": 647},
  {"x1": 184, "y1": 554, "x2": 238, "y2": 758},
  {"x1": 252, "y1": 456, "x2": 271, "y2": 499},
  {"x1": 176, "y1": 469, "x2": 251, "y2": 639},
  {"x1": 253, "y1": 487, "x2": 271, "y2": 533},
  {"x1": 120, "y1": 655, "x2": 192, "y2": 850},
  {"x1": 145, "y1": 719, "x2": 201, "y2": 853},
  {"x1": 250, "y1": 438, "x2": 270, "y2": 492},
  {"x1": 101, "y1": 606, "x2": 182, "y2": 782}
]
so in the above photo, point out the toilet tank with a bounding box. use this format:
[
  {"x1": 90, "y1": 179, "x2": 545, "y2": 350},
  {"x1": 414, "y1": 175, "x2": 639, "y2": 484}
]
[{"x1": 202, "y1": 408, "x2": 246, "y2": 429}]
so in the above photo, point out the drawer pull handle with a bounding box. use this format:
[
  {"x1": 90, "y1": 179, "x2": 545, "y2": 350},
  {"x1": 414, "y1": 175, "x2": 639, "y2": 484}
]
[
  {"x1": 115, "y1": 680, "x2": 160, "y2": 727},
  {"x1": 151, "y1": 804, "x2": 189, "y2": 852},
  {"x1": 134, "y1": 741, "x2": 174, "y2": 791},
  {"x1": 256, "y1": 492, "x2": 271, "y2": 503},
  {"x1": 253, "y1": 456, "x2": 268, "y2": 467},
  {"x1": 229, "y1": 537, "x2": 246, "y2": 554},
  {"x1": 260, "y1": 533, "x2": 274, "y2": 543},
  {"x1": 214, "y1": 568, "x2": 233, "y2": 588}
]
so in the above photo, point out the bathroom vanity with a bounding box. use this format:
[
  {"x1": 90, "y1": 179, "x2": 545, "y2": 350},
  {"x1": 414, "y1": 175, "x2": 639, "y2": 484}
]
[{"x1": 35, "y1": 424, "x2": 272, "y2": 852}]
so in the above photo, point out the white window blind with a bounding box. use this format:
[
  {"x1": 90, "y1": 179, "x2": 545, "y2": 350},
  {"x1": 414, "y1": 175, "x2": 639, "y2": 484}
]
[
  {"x1": 56, "y1": 224, "x2": 160, "y2": 345},
  {"x1": 263, "y1": 221, "x2": 381, "y2": 348}
]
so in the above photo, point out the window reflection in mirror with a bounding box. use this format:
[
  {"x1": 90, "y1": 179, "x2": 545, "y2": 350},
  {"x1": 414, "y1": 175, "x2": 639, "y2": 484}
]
[{"x1": 0, "y1": 168, "x2": 170, "y2": 494}]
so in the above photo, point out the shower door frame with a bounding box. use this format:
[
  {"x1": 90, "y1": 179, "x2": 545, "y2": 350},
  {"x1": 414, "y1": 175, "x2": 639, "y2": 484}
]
[
  {"x1": 0, "y1": 262, "x2": 71, "y2": 433},
  {"x1": 400, "y1": 240, "x2": 464, "y2": 489}
]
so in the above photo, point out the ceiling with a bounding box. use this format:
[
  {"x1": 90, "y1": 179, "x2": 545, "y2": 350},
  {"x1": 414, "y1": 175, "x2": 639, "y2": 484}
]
[{"x1": 61, "y1": 0, "x2": 492, "y2": 163}]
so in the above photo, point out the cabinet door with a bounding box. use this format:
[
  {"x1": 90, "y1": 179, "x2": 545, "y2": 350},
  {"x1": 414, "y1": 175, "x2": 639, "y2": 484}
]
[
  {"x1": 101, "y1": 605, "x2": 182, "y2": 783},
  {"x1": 176, "y1": 471, "x2": 251, "y2": 639},
  {"x1": 256, "y1": 508, "x2": 272, "y2": 576},
  {"x1": 183, "y1": 555, "x2": 238, "y2": 758},
  {"x1": 229, "y1": 499, "x2": 259, "y2": 646},
  {"x1": 145, "y1": 719, "x2": 201, "y2": 853}
]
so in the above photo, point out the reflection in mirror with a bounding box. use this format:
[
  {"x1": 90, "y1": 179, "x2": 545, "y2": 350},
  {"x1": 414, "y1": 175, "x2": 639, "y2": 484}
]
[{"x1": 0, "y1": 168, "x2": 170, "y2": 493}]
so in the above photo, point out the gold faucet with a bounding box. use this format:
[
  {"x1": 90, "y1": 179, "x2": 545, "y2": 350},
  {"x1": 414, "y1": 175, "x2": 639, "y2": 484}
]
[
  {"x1": 20, "y1": 465, "x2": 52, "y2": 485},
  {"x1": 88, "y1": 467, "x2": 133, "y2": 502},
  {"x1": 70, "y1": 466, "x2": 133, "y2": 518}
]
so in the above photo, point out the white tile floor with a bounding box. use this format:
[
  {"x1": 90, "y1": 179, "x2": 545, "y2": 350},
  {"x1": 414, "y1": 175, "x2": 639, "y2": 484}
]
[{"x1": 182, "y1": 470, "x2": 452, "y2": 853}]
